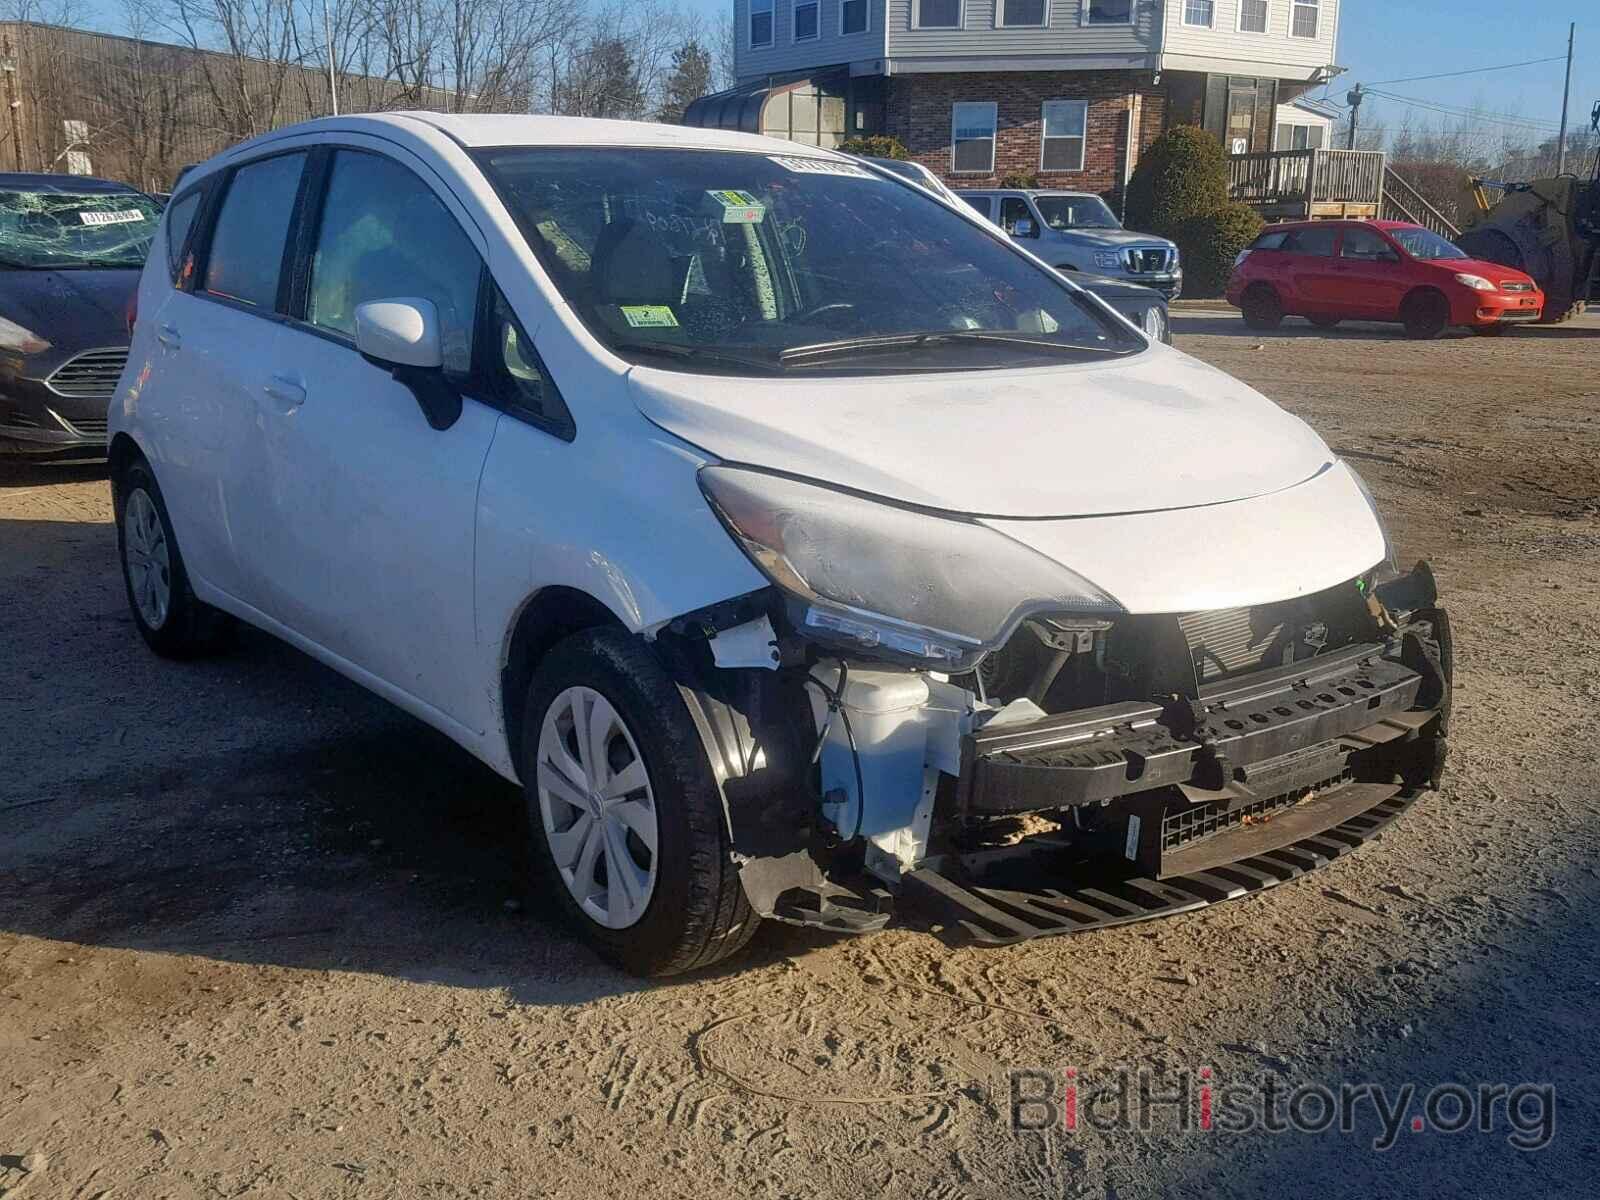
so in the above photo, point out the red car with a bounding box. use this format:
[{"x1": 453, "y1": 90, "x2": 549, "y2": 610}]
[{"x1": 1226, "y1": 219, "x2": 1544, "y2": 338}]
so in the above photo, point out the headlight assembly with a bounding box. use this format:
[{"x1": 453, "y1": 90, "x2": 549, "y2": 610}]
[
  {"x1": 1140, "y1": 305, "x2": 1169, "y2": 343},
  {"x1": 1346, "y1": 462, "x2": 1398, "y2": 576},
  {"x1": 1454, "y1": 273, "x2": 1496, "y2": 292},
  {"x1": 698, "y1": 466, "x2": 1122, "y2": 670},
  {"x1": 0, "y1": 315, "x2": 50, "y2": 355},
  {"x1": 1093, "y1": 250, "x2": 1121, "y2": 270}
]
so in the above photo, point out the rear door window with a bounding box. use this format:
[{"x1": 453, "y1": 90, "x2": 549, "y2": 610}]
[
  {"x1": 202, "y1": 153, "x2": 307, "y2": 309},
  {"x1": 962, "y1": 195, "x2": 992, "y2": 220},
  {"x1": 305, "y1": 150, "x2": 481, "y2": 376},
  {"x1": 1281, "y1": 226, "x2": 1336, "y2": 256},
  {"x1": 1250, "y1": 230, "x2": 1288, "y2": 251}
]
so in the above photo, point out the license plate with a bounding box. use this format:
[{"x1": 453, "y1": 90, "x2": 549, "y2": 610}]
[{"x1": 1519, "y1": 297, "x2": 1537, "y2": 306}]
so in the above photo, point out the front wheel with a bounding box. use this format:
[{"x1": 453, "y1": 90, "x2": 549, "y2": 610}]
[
  {"x1": 522, "y1": 629, "x2": 758, "y2": 976},
  {"x1": 1401, "y1": 290, "x2": 1451, "y2": 339}
]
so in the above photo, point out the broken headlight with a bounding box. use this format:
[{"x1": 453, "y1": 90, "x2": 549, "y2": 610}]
[
  {"x1": 698, "y1": 466, "x2": 1122, "y2": 670},
  {"x1": 1346, "y1": 462, "x2": 1398, "y2": 576}
]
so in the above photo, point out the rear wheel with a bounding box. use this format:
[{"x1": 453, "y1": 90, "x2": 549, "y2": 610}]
[
  {"x1": 1401, "y1": 289, "x2": 1451, "y2": 340},
  {"x1": 115, "y1": 459, "x2": 234, "y2": 658},
  {"x1": 522, "y1": 629, "x2": 758, "y2": 976},
  {"x1": 1240, "y1": 284, "x2": 1283, "y2": 330},
  {"x1": 1307, "y1": 315, "x2": 1341, "y2": 328}
]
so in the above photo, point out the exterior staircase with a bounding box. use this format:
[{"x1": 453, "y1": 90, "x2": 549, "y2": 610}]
[{"x1": 1379, "y1": 166, "x2": 1460, "y2": 239}]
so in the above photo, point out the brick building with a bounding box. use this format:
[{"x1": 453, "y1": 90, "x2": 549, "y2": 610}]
[{"x1": 685, "y1": 0, "x2": 1343, "y2": 198}]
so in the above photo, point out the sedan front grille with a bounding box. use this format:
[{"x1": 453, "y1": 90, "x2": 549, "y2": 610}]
[
  {"x1": 1499, "y1": 281, "x2": 1535, "y2": 293},
  {"x1": 46, "y1": 347, "x2": 129, "y2": 401},
  {"x1": 1124, "y1": 247, "x2": 1173, "y2": 274}
]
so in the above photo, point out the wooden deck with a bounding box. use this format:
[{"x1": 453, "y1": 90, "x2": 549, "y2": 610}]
[{"x1": 1228, "y1": 149, "x2": 1386, "y2": 221}]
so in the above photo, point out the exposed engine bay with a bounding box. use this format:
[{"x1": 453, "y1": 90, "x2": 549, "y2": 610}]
[{"x1": 656, "y1": 561, "x2": 1450, "y2": 944}]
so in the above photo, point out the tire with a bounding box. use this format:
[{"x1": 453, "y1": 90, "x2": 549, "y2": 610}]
[
  {"x1": 1400, "y1": 290, "x2": 1451, "y2": 340},
  {"x1": 1240, "y1": 284, "x2": 1283, "y2": 330},
  {"x1": 1471, "y1": 322, "x2": 1506, "y2": 336},
  {"x1": 521, "y1": 628, "x2": 758, "y2": 976},
  {"x1": 114, "y1": 458, "x2": 235, "y2": 658},
  {"x1": 1307, "y1": 315, "x2": 1341, "y2": 328},
  {"x1": 1540, "y1": 300, "x2": 1586, "y2": 324}
]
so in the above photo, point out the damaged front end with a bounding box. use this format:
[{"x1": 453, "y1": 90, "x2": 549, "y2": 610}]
[{"x1": 658, "y1": 539, "x2": 1450, "y2": 945}]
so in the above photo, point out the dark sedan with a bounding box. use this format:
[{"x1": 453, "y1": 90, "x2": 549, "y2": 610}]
[{"x1": 0, "y1": 173, "x2": 160, "y2": 457}]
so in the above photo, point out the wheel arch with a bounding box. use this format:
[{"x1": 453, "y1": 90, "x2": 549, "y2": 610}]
[
  {"x1": 500, "y1": 585, "x2": 627, "y2": 779},
  {"x1": 107, "y1": 432, "x2": 146, "y2": 503}
]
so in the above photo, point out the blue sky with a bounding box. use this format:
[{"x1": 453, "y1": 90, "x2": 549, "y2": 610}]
[{"x1": 1315, "y1": 0, "x2": 1597, "y2": 147}]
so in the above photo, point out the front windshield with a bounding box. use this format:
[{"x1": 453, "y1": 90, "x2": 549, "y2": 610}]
[
  {"x1": 1033, "y1": 195, "x2": 1121, "y2": 231},
  {"x1": 1389, "y1": 226, "x2": 1467, "y2": 261},
  {"x1": 0, "y1": 189, "x2": 160, "y2": 269},
  {"x1": 477, "y1": 148, "x2": 1141, "y2": 374}
]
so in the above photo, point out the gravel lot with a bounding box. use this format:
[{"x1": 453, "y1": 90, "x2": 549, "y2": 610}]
[{"x1": 3, "y1": 314, "x2": 1598, "y2": 1198}]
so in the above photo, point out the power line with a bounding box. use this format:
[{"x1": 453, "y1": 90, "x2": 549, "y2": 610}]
[
  {"x1": 1364, "y1": 88, "x2": 1562, "y2": 132},
  {"x1": 1366, "y1": 55, "x2": 1565, "y2": 87}
]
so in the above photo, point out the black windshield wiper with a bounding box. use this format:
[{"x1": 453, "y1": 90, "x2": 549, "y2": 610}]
[
  {"x1": 779, "y1": 329, "x2": 1132, "y2": 366},
  {"x1": 610, "y1": 339, "x2": 783, "y2": 374}
]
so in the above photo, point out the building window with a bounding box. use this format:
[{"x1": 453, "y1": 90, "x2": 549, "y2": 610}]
[
  {"x1": 1182, "y1": 0, "x2": 1213, "y2": 27},
  {"x1": 750, "y1": 0, "x2": 773, "y2": 47},
  {"x1": 841, "y1": 0, "x2": 869, "y2": 34},
  {"x1": 1274, "y1": 122, "x2": 1325, "y2": 150},
  {"x1": 1041, "y1": 100, "x2": 1087, "y2": 171},
  {"x1": 1000, "y1": 0, "x2": 1047, "y2": 27},
  {"x1": 1238, "y1": 0, "x2": 1268, "y2": 33},
  {"x1": 916, "y1": 0, "x2": 962, "y2": 28},
  {"x1": 793, "y1": 0, "x2": 819, "y2": 40},
  {"x1": 1083, "y1": 0, "x2": 1132, "y2": 25},
  {"x1": 1291, "y1": 0, "x2": 1318, "y2": 38},
  {"x1": 952, "y1": 102, "x2": 997, "y2": 173}
]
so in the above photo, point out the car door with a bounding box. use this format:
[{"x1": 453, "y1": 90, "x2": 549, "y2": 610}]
[
  {"x1": 1333, "y1": 225, "x2": 1410, "y2": 317},
  {"x1": 146, "y1": 152, "x2": 308, "y2": 602},
  {"x1": 249, "y1": 145, "x2": 502, "y2": 726},
  {"x1": 1279, "y1": 224, "x2": 1341, "y2": 310},
  {"x1": 999, "y1": 196, "x2": 1038, "y2": 241}
]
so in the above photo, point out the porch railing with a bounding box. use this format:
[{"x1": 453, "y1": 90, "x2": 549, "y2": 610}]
[{"x1": 1228, "y1": 148, "x2": 1387, "y2": 211}]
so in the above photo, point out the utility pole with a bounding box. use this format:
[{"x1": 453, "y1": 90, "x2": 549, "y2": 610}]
[
  {"x1": 323, "y1": 0, "x2": 339, "y2": 116},
  {"x1": 1345, "y1": 83, "x2": 1363, "y2": 150},
  {"x1": 1556, "y1": 21, "x2": 1574, "y2": 175},
  {"x1": 1, "y1": 37, "x2": 22, "y2": 172}
]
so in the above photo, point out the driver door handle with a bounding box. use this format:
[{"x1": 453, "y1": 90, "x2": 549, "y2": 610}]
[{"x1": 264, "y1": 374, "x2": 306, "y2": 408}]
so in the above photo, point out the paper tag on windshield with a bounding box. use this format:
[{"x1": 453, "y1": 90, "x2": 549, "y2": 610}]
[
  {"x1": 620, "y1": 305, "x2": 679, "y2": 329},
  {"x1": 767, "y1": 155, "x2": 874, "y2": 180},
  {"x1": 79, "y1": 210, "x2": 147, "y2": 226},
  {"x1": 706, "y1": 189, "x2": 765, "y2": 223}
]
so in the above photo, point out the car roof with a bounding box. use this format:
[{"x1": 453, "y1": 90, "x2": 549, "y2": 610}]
[
  {"x1": 218, "y1": 111, "x2": 837, "y2": 162},
  {"x1": 0, "y1": 172, "x2": 142, "y2": 193},
  {"x1": 954, "y1": 187, "x2": 1097, "y2": 198},
  {"x1": 1264, "y1": 218, "x2": 1423, "y2": 232}
]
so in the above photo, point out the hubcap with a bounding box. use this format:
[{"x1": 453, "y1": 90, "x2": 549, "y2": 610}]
[
  {"x1": 535, "y1": 686, "x2": 659, "y2": 930},
  {"x1": 123, "y1": 488, "x2": 171, "y2": 629}
]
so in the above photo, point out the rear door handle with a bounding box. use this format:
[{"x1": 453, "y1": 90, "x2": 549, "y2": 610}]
[
  {"x1": 264, "y1": 374, "x2": 306, "y2": 408},
  {"x1": 157, "y1": 323, "x2": 181, "y2": 349}
]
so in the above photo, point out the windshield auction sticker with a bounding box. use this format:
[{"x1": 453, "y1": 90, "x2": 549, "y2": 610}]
[
  {"x1": 706, "y1": 190, "x2": 766, "y2": 223},
  {"x1": 620, "y1": 305, "x2": 680, "y2": 329},
  {"x1": 767, "y1": 156, "x2": 874, "y2": 179},
  {"x1": 79, "y1": 210, "x2": 147, "y2": 226}
]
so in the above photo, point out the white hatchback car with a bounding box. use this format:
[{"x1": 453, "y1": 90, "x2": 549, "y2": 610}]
[{"x1": 111, "y1": 114, "x2": 1451, "y2": 976}]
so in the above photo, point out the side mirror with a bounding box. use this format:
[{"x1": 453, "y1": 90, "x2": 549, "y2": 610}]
[
  {"x1": 354, "y1": 298, "x2": 443, "y2": 368},
  {"x1": 354, "y1": 298, "x2": 460, "y2": 431},
  {"x1": 1012, "y1": 217, "x2": 1038, "y2": 238}
]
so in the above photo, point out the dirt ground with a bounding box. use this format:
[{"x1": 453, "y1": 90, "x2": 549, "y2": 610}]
[{"x1": 3, "y1": 313, "x2": 1598, "y2": 1199}]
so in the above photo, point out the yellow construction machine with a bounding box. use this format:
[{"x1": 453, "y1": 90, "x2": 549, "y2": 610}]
[{"x1": 1455, "y1": 101, "x2": 1600, "y2": 323}]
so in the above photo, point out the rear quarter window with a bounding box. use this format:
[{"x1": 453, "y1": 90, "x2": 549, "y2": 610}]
[{"x1": 164, "y1": 190, "x2": 202, "y2": 283}]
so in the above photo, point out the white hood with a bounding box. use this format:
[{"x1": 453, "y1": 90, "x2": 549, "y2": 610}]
[{"x1": 629, "y1": 347, "x2": 1335, "y2": 519}]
